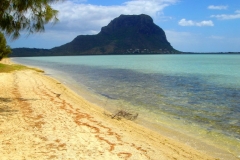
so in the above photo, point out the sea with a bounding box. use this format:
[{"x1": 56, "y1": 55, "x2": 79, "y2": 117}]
[{"x1": 12, "y1": 54, "x2": 240, "y2": 159}]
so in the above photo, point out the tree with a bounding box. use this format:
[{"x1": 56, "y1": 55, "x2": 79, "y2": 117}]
[
  {"x1": 0, "y1": 32, "x2": 11, "y2": 60},
  {"x1": 0, "y1": 0, "x2": 60, "y2": 60},
  {"x1": 0, "y1": 0, "x2": 60, "y2": 39}
]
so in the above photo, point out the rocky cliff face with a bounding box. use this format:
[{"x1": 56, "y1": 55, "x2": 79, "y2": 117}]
[
  {"x1": 51, "y1": 14, "x2": 177, "y2": 55},
  {"x1": 11, "y1": 14, "x2": 179, "y2": 57}
]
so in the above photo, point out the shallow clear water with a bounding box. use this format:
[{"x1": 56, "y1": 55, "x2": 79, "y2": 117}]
[{"x1": 13, "y1": 54, "x2": 240, "y2": 157}]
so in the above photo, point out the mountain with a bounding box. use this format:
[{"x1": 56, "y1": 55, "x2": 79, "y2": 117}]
[{"x1": 11, "y1": 14, "x2": 180, "y2": 57}]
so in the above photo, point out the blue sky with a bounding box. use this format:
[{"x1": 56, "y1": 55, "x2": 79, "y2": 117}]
[{"x1": 7, "y1": 0, "x2": 240, "y2": 52}]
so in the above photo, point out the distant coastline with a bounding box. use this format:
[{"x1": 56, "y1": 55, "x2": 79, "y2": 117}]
[
  {"x1": 183, "y1": 52, "x2": 240, "y2": 54},
  {"x1": 9, "y1": 47, "x2": 240, "y2": 58}
]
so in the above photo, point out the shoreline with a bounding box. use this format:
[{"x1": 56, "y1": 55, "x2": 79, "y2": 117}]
[
  {"x1": 49, "y1": 69, "x2": 240, "y2": 160},
  {"x1": 0, "y1": 59, "x2": 237, "y2": 159}
]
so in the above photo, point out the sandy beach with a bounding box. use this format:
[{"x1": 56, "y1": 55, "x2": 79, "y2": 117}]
[{"x1": 0, "y1": 59, "x2": 222, "y2": 160}]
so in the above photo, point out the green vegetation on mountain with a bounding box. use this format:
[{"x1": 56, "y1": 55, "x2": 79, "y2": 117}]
[{"x1": 11, "y1": 14, "x2": 180, "y2": 57}]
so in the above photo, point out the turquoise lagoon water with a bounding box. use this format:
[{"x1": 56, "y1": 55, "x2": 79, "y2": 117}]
[{"x1": 13, "y1": 54, "x2": 240, "y2": 158}]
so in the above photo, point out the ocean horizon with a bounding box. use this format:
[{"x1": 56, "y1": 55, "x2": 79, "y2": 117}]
[{"x1": 13, "y1": 54, "x2": 240, "y2": 158}]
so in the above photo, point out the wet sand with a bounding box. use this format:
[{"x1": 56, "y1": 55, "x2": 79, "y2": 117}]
[{"x1": 0, "y1": 59, "x2": 222, "y2": 159}]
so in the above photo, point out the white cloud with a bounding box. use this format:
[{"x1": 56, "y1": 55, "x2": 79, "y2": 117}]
[
  {"x1": 178, "y1": 19, "x2": 214, "y2": 27},
  {"x1": 196, "y1": 20, "x2": 214, "y2": 27},
  {"x1": 208, "y1": 35, "x2": 224, "y2": 40},
  {"x1": 208, "y1": 5, "x2": 228, "y2": 10},
  {"x1": 178, "y1": 19, "x2": 194, "y2": 26},
  {"x1": 50, "y1": 0, "x2": 178, "y2": 34},
  {"x1": 211, "y1": 10, "x2": 240, "y2": 20}
]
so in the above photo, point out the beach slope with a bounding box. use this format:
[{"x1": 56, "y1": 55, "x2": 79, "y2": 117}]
[{"x1": 0, "y1": 60, "x2": 216, "y2": 160}]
